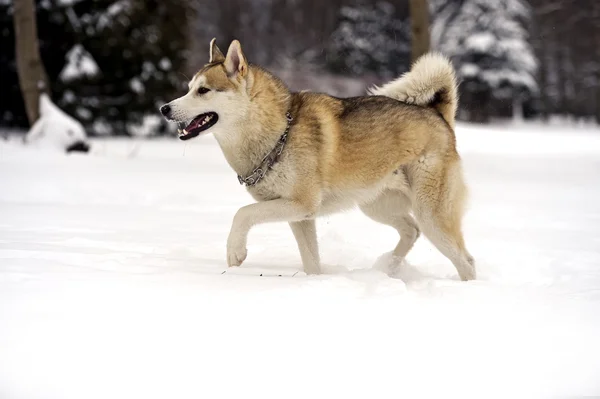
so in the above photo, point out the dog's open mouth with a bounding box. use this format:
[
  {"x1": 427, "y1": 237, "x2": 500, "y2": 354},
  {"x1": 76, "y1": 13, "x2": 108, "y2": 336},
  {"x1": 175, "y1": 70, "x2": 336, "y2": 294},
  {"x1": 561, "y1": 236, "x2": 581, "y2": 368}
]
[{"x1": 177, "y1": 112, "x2": 218, "y2": 141}]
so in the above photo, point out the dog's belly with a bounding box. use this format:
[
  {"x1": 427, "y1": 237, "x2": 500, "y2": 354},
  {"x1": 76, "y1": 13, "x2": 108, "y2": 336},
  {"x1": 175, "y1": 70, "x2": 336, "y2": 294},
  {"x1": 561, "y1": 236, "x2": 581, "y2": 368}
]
[
  {"x1": 320, "y1": 187, "x2": 382, "y2": 215},
  {"x1": 318, "y1": 170, "x2": 410, "y2": 215},
  {"x1": 247, "y1": 167, "x2": 411, "y2": 216}
]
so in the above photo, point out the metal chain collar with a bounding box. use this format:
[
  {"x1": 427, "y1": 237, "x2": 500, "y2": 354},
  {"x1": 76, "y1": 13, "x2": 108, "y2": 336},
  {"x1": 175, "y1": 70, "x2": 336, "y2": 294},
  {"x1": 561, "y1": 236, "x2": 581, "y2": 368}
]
[{"x1": 237, "y1": 111, "x2": 293, "y2": 187}]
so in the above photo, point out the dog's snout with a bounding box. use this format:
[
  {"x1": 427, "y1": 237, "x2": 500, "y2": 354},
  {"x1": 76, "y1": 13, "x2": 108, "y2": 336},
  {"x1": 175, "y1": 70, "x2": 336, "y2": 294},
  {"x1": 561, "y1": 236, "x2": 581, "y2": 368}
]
[{"x1": 160, "y1": 104, "x2": 171, "y2": 117}]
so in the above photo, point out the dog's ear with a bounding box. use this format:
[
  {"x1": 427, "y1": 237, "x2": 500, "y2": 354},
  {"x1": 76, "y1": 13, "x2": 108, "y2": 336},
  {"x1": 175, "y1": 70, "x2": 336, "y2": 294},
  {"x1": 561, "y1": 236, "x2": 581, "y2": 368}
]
[
  {"x1": 224, "y1": 40, "x2": 248, "y2": 78},
  {"x1": 209, "y1": 38, "x2": 225, "y2": 63}
]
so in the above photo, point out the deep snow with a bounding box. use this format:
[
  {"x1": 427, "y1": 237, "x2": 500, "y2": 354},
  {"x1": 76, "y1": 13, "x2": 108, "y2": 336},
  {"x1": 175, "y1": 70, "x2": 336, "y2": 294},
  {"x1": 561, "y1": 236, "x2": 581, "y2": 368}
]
[{"x1": 1, "y1": 123, "x2": 600, "y2": 398}]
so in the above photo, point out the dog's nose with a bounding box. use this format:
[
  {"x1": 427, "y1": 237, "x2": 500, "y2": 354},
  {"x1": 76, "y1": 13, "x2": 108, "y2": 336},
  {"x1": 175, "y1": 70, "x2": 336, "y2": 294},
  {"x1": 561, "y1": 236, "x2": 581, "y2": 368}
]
[{"x1": 160, "y1": 104, "x2": 171, "y2": 117}]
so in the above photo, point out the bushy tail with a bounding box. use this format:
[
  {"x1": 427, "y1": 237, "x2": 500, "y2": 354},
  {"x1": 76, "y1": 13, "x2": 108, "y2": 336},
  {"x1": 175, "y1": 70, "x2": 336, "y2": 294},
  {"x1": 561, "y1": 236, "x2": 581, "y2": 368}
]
[{"x1": 369, "y1": 53, "x2": 458, "y2": 129}]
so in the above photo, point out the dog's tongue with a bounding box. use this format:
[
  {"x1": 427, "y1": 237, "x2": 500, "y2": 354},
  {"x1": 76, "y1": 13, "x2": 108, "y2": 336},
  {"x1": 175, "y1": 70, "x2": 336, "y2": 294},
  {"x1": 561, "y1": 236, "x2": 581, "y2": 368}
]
[
  {"x1": 178, "y1": 112, "x2": 218, "y2": 141},
  {"x1": 184, "y1": 119, "x2": 201, "y2": 133}
]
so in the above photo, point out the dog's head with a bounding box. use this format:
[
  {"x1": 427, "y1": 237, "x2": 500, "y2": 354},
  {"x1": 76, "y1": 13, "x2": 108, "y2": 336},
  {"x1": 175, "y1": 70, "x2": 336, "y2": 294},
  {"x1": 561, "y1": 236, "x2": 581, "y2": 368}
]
[{"x1": 160, "y1": 39, "x2": 250, "y2": 141}]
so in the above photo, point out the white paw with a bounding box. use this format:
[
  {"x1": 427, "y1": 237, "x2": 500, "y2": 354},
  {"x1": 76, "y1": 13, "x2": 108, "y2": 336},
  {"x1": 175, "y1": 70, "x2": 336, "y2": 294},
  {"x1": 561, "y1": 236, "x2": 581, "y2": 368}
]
[
  {"x1": 227, "y1": 244, "x2": 247, "y2": 267},
  {"x1": 459, "y1": 267, "x2": 476, "y2": 281},
  {"x1": 303, "y1": 264, "x2": 322, "y2": 275},
  {"x1": 372, "y1": 251, "x2": 403, "y2": 276},
  {"x1": 226, "y1": 232, "x2": 247, "y2": 267}
]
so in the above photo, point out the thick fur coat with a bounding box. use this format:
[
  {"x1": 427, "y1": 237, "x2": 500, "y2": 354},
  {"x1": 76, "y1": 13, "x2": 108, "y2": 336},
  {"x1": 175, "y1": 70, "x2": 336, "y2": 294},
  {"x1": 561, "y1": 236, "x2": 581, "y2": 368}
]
[{"x1": 161, "y1": 40, "x2": 475, "y2": 280}]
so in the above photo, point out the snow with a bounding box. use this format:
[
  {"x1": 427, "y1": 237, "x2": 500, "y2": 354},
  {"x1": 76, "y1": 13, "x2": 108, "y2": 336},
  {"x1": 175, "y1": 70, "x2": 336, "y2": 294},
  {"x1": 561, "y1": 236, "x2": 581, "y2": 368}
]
[
  {"x1": 460, "y1": 62, "x2": 480, "y2": 78},
  {"x1": 59, "y1": 45, "x2": 100, "y2": 82},
  {"x1": 96, "y1": 0, "x2": 131, "y2": 30},
  {"x1": 464, "y1": 32, "x2": 495, "y2": 52},
  {"x1": 57, "y1": 0, "x2": 83, "y2": 5},
  {"x1": 129, "y1": 77, "x2": 144, "y2": 94},
  {"x1": 127, "y1": 114, "x2": 162, "y2": 137},
  {"x1": 25, "y1": 94, "x2": 88, "y2": 151},
  {"x1": 1, "y1": 123, "x2": 600, "y2": 398},
  {"x1": 158, "y1": 58, "x2": 172, "y2": 71}
]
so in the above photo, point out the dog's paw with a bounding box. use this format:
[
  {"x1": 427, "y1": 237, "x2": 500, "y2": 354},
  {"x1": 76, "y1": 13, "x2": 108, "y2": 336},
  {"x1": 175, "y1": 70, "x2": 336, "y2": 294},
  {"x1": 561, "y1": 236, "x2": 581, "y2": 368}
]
[
  {"x1": 226, "y1": 228, "x2": 248, "y2": 267},
  {"x1": 303, "y1": 264, "x2": 322, "y2": 275},
  {"x1": 458, "y1": 257, "x2": 476, "y2": 281},
  {"x1": 227, "y1": 243, "x2": 247, "y2": 267},
  {"x1": 459, "y1": 266, "x2": 476, "y2": 281}
]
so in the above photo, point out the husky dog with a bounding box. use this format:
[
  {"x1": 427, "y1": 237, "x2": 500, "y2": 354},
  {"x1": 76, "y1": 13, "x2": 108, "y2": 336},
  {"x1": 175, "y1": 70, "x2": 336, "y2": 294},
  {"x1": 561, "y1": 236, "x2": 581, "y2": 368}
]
[{"x1": 160, "y1": 39, "x2": 475, "y2": 280}]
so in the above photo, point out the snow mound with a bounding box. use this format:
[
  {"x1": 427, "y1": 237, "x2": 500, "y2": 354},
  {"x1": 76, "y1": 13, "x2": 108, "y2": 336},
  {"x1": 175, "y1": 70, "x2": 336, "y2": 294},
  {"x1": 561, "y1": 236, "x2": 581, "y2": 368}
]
[{"x1": 26, "y1": 94, "x2": 89, "y2": 151}]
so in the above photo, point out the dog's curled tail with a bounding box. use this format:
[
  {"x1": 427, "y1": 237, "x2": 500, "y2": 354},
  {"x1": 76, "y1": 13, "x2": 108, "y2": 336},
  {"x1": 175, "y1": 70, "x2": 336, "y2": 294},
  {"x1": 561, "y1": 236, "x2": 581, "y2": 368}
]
[{"x1": 369, "y1": 53, "x2": 458, "y2": 129}]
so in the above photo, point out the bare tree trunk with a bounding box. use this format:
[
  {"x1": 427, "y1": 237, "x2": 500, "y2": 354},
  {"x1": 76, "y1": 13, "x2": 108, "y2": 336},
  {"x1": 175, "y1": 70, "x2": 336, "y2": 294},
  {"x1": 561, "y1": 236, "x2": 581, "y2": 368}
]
[
  {"x1": 13, "y1": 0, "x2": 49, "y2": 125},
  {"x1": 596, "y1": 73, "x2": 600, "y2": 125},
  {"x1": 409, "y1": 0, "x2": 430, "y2": 63},
  {"x1": 539, "y1": 40, "x2": 550, "y2": 122},
  {"x1": 556, "y1": 45, "x2": 569, "y2": 118},
  {"x1": 473, "y1": 90, "x2": 491, "y2": 124},
  {"x1": 596, "y1": 62, "x2": 600, "y2": 126}
]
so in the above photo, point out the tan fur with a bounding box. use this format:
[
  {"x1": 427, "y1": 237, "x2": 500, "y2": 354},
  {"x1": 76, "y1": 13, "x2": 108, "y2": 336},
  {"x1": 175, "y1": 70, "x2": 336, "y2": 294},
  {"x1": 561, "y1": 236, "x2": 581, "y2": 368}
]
[
  {"x1": 369, "y1": 53, "x2": 459, "y2": 129},
  {"x1": 162, "y1": 41, "x2": 475, "y2": 281}
]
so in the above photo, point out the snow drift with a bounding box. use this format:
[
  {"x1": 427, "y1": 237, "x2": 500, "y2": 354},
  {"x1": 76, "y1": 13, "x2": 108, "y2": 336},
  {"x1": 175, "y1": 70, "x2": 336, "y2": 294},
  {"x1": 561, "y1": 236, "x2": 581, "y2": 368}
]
[{"x1": 25, "y1": 94, "x2": 89, "y2": 152}]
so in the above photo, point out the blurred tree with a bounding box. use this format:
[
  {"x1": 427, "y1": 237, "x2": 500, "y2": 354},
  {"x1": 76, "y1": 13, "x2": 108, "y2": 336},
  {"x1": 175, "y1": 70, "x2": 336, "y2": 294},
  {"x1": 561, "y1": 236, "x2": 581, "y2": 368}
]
[
  {"x1": 2, "y1": 0, "x2": 599, "y2": 129},
  {"x1": 1, "y1": 0, "x2": 190, "y2": 135},
  {"x1": 325, "y1": 1, "x2": 410, "y2": 79},
  {"x1": 12, "y1": 0, "x2": 48, "y2": 125},
  {"x1": 188, "y1": 0, "x2": 222, "y2": 70},
  {"x1": 434, "y1": 0, "x2": 538, "y2": 122},
  {"x1": 192, "y1": 0, "x2": 347, "y2": 69},
  {"x1": 409, "y1": 0, "x2": 430, "y2": 63},
  {"x1": 529, "y1": 0, "x2": 600, "y2": 124}
]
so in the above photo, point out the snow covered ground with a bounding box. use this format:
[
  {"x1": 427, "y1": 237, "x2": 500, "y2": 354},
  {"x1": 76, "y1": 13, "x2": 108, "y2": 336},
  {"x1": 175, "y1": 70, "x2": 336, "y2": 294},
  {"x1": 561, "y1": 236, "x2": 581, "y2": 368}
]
[{"x1": 1, "y1": 123, "x2": 600, "y2": 398}]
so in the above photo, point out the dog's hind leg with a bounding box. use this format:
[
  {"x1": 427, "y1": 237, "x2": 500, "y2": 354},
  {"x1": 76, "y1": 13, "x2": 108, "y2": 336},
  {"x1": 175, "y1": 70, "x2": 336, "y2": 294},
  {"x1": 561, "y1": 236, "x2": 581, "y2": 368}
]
[
  {"x1": 289, "y1": 220, "x2": 321, "y2": 275},
  {"x1": 411, "y1": 162, "x2": 476, "y2": 281},
  {"x1": 359, "y1": 190, "x2": 420, "y2": 262},
  {"x1": 414, "y1": 212, "x2": 475, "y2": 281}
]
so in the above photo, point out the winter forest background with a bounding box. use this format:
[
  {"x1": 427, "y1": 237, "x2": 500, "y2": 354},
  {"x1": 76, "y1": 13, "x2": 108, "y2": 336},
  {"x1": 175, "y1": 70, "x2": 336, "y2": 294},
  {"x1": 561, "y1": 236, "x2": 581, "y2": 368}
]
[{"x1": 1, "y1": 0, "x2": 600, "y2": 136}]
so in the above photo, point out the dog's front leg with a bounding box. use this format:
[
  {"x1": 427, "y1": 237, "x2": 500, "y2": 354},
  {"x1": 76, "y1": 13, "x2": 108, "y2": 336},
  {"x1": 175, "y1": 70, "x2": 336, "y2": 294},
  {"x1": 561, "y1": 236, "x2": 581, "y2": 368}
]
[
  {"x1": 289, "y1": 220, "x2": 321, "y2": 274},
  {"x1": 227, "y1": 199, "x2": 317, "y2": 269}
]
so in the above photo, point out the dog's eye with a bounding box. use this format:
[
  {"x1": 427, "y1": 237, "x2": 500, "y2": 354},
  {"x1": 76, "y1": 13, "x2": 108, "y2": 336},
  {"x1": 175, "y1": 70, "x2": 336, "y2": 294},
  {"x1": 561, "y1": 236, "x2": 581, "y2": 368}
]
[{"x1": 197, "y1": 87, "x2": 210, "y2": 95}]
